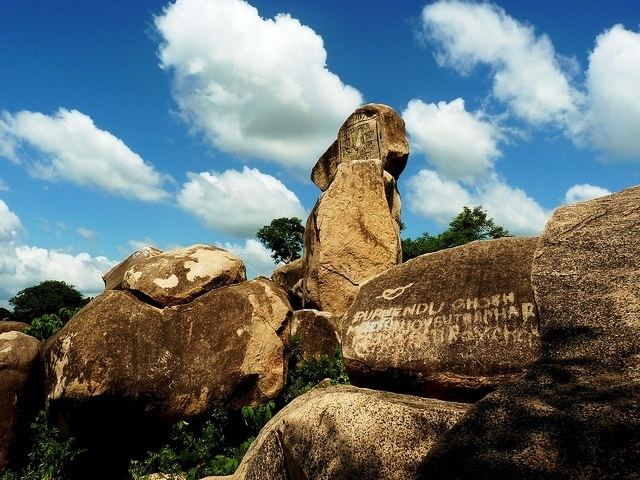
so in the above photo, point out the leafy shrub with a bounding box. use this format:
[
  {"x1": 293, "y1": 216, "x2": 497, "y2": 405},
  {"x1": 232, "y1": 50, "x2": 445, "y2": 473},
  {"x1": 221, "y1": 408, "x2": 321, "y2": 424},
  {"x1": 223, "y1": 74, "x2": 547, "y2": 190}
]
[
  {"x1": 0, "y1": 411, "x2": 84, "y2": 480},
  {"x1": 24, "y1": 307, "x2": 81, "y2": 341},
  {"x1": 284, "y1": 342, "x2": 350, "y2": 402},
  {"x1": 129, "y1": 403, "x2": 275, "y2": 480}
]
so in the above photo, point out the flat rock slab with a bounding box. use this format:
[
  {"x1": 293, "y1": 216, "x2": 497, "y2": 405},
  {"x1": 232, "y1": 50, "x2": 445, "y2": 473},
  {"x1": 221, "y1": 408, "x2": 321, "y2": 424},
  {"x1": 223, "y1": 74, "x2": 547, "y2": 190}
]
[
  {"x1": 231, "y1": 385, "x2": 469, "y2": 480},
  {"x1": 311, "y1": 104, "x2": 409, "y2": 191},
  {"x1": 121, "y1": 244, "x2": 246, "y2": 307},
  {"x1": 0, "y1": 332, "x2": 41, "y2": 471},
  {"x1": 343, "y1": 237, "x2": 541, "y2": 401},
  {"x1": 421, "y1": 186, "x2": 640, "y2": 478}
]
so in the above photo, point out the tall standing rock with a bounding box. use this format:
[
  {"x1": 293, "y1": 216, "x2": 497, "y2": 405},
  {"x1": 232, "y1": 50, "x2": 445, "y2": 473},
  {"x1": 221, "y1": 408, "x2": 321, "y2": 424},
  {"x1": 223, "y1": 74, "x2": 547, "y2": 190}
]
[
  {"x1": 422, "y1": 186, "x2": 640, "y2": 479},
  {"x1": 300, "y1": 104, "x2": 408, "y2": 315}
]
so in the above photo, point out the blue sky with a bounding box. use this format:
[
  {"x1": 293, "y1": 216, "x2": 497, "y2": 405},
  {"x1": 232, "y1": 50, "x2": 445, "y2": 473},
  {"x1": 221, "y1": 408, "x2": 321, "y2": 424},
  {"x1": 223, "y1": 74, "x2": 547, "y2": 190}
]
[{"x1": 0, "y1": 0, "x2": 639, "y2": 304}]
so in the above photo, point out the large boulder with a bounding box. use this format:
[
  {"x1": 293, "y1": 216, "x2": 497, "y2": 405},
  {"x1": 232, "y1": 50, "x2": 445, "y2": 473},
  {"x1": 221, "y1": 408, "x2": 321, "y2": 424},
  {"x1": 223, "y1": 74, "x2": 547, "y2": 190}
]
[
  {"x1": 301, "y1": 160, "x2": 402, "y2": 315},
  {"x1": 343, "y1": 237, "x2": 540, "y2": 401},
  {"x1": 0, "y1": 332, "x2": 41, "y2": 472},
  {"x1": 102, "y1": 246, "x2": 162, "y2": 290},
  {"x1": 231, "y1": 385, "x2": 469, "y2": 480},
  {"x1": 421, "y1": 187, "x2": 640, "y2": 478},
  {"x1": 311, "y1": 104, "x2": 409, "y2": 191},
  {"x1": 121, "y1": 245, "x2": 246, "y2": 307},
  {"x1": 42, "y1": 278, "x2": 291, "y2": 477}
]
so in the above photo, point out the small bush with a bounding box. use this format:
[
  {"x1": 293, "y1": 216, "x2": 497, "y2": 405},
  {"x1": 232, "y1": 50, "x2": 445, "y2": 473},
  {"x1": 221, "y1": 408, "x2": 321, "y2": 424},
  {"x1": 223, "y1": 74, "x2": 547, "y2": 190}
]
[
  {"x1": 1, "y1": 411, "x2": 84, "y2": 480},
  {"x1": 24, "y1": 307, "x2": 81, "y2": 341},
  {"x1": 284, "y1": 342, "x2": 350, "y2": 402}
]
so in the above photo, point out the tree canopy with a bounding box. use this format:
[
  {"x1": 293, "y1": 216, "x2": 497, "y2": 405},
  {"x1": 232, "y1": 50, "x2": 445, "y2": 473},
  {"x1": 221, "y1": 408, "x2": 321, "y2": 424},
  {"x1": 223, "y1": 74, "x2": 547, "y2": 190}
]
[
  {"x1": 8, "y1": 280, "x2": 88, "y2": 324},
  {"x1": 402, "y1": 206, "x2": 511, "y2": 261},
  {"x1": 256, "y1": 217, "x2": 305, "y2": 264}
]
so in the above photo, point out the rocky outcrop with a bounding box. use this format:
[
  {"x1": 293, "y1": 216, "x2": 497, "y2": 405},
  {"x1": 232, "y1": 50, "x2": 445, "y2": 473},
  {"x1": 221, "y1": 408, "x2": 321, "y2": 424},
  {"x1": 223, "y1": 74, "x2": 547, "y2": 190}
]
[
  {"x1": 311, "y1": 104, "x2": 409, "y2": 191},
  {"x1": 102, "y1": 246, "x2": 162, "y2": 290},
  {"x1": 0, "y1": 332, "x2": 41, "y2": 472},
  {"x1": 342, "y1": 237, "x2": 540, "y2": 401},
  {"x1": 0, "y1": 321, "x2": 29, "y2": 334},
  {"x1": 301, "y1": 159, "x2": 402, "y2": 315},
  {"x1": 421, "y1": 187, "x2": 640, "y2": 478},
  {"x1": 121, "y1": 245, "x2": 246, "y2": 307},
  {"x1": 288, "y1": 310, "x2": 340, "y2": 359},
  {"x1": 43, "y1": 278, "x2": 291, "y2": 418},
  {"x1": 230, "y1": 385, "x2": 469, "y2": 480}
]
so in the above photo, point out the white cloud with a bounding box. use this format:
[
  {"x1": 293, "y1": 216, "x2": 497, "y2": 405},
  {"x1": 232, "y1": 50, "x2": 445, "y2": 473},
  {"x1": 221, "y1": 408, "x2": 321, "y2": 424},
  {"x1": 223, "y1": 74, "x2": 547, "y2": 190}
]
[
  {"x1": 177, "y1": 166, "x2": 306, "y2": 236},
  {"x1": 76, "y1": 227, "x2": 97, "y2": 241},
  {"x1": 223, "y1": 238, "x2": 278, "y2": 279},
  {"x1": 0, "y1": 199, "x2": 114, "y2": 302},
  {"x1": 0, "y1": 108, "x2": 169, "y2": 201},
  {"x1": 577, "y1": 25, "x2": 640, "y2": 160},
  {"x1": 564, "y1": 183, "x2": 611, "y2": 204},
  {"x1": 0, "y1": 199, "x2": 22, "y2": 242},
  {"x1": 403, "y1": 98, "x2": 501, "y2": 181},
  {"x1": 0, "y1": 179, "x2": 9, "y2": 191},
  {"x1": 154, "y1": 0, "x2": 363, "y2": 170},
  {"x1": 421, "y1": 0, "x2": 580, "y2": 125},
  {"x1": 407, "y1": 169, "x2": 472, "y2": 223},
  {"x1": 407, "y1": 169, "x2": 549, "y2": 235}
]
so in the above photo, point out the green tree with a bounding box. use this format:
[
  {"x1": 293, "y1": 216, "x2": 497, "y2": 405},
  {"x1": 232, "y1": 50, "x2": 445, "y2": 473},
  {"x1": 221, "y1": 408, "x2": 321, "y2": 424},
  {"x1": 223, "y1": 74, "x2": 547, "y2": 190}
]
[
  {"x1": 256, "y1": 217, "x2": 305, "y2": 264},
  {"x1": 8, "y1": 281, "x2": 87, "y2": 324},
  {"x1": 402, "y1": 206, "x2": 511, "y2": 261},
  {"x1": 0, "y1": 307, "x2": 13, "y2": 321}
]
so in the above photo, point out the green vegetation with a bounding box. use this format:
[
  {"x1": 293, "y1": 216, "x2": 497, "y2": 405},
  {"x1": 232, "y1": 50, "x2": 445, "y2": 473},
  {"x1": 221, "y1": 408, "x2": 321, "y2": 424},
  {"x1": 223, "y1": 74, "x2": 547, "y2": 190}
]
[
  {"x1": 23, "y1": 307, "x2": 82, "y2": 341},
  {"x1": 0, "y1": 307, "x2": 13, "y2": 321},
  {"x1": 283, "y1": 337, "x2": 350, "y2": 402},
  {"x1": 257, "y1": 217, "x2": 305, "y2": 264},
  {"x1": 402, "y1": 206, "x2": 511, "y2": 261},
  {"x1": 0, "y1": 411, "x2": 85, "y2": 480},
  {"x1": 8, "y1": 280, "x2": 88, "y2": 324},
  {"x1": 129, "y1": 403, "x2": 275, "y2": 479}
]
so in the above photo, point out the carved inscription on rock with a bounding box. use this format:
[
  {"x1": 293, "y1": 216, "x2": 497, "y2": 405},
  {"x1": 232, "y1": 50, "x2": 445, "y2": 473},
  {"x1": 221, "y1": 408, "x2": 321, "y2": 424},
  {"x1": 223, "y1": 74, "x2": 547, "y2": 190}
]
[
  {"x1": 339, "y1": 116, "x2": 381, "y2": 162},
  {"x1": 346, "y1": 290, "x2": 538, "y2": 361}
]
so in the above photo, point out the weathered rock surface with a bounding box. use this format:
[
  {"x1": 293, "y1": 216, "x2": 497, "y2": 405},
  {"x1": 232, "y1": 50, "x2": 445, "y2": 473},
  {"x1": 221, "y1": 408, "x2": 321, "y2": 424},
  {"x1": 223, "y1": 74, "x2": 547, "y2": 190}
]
[
  {"x1": 343, "y1": 237, "x2": 540, "y2": 401},
  {"x1": 42, "y1": 278, "x2": 292, "y2": 477},
  {"x1": 302, "y1": 160, "x2": 402, "y2": 315},
  {"x1": 271, "y1": 258, "x2": 304, "y2": 309},
  {"x1": 311, "y1": 104, "x2": 409, "y2": 191},
  {"x1": 44, "y1": 277, "x2": 291, "y2": 418},
  {"x1": 0, "y1": 321, "x2": 29, "y2": 334},
  {"x1": 102, "y1": 246, "x2": 161, "y2": 290},
  {"x1": 230, "y1": 385, "x2": 469, "y2": 480},
  {"x1": 121, "y1": 245, "x2": 246, "y2": 307},
  {"x1": 288, "y1": 310, "x2": 340, "y2": 359},
  {"x1": 0, "y1": 332, "x2": 41, "y2": 471},
  {"x1": 421, "y1": 187, "x2": 640, "y2": 478}
]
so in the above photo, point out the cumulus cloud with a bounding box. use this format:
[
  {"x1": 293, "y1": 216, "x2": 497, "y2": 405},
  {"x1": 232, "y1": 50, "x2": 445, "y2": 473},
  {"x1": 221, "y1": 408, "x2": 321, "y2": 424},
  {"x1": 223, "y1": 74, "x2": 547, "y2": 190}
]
[
  {"x1": 223, "y1": 238, "x2": 278, "y2": 279},
  {"x1": 154, "y1": 0, "x2": 363, "y2": 170},
  {"x1": 403, "y1": 98, "x2": 502, "y2": 181},
  {"x1": 0, "y1": 108, "x2": 169, "y2": 201},
  {"x1": 407, "y1": 169, "x2": 549, "y2": 235},
  {"x1": 177, "y1": 166, "x2": 306, "y2": 236},
  {"x1": 0, "y1": 199, "x2": 114, "y2": 302},
  {"x1": 421, "y1": 0, "x2": 580, "y2": 125},
  {"x1": 0, "y1": 199, "x2": 22, "y2": 242},
  {"x1": 576, "y1": 25, "x2": 640, "y2": 160},
  {"x1": 564, "y1": 183, "x2": 611, "y2": 204}
]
